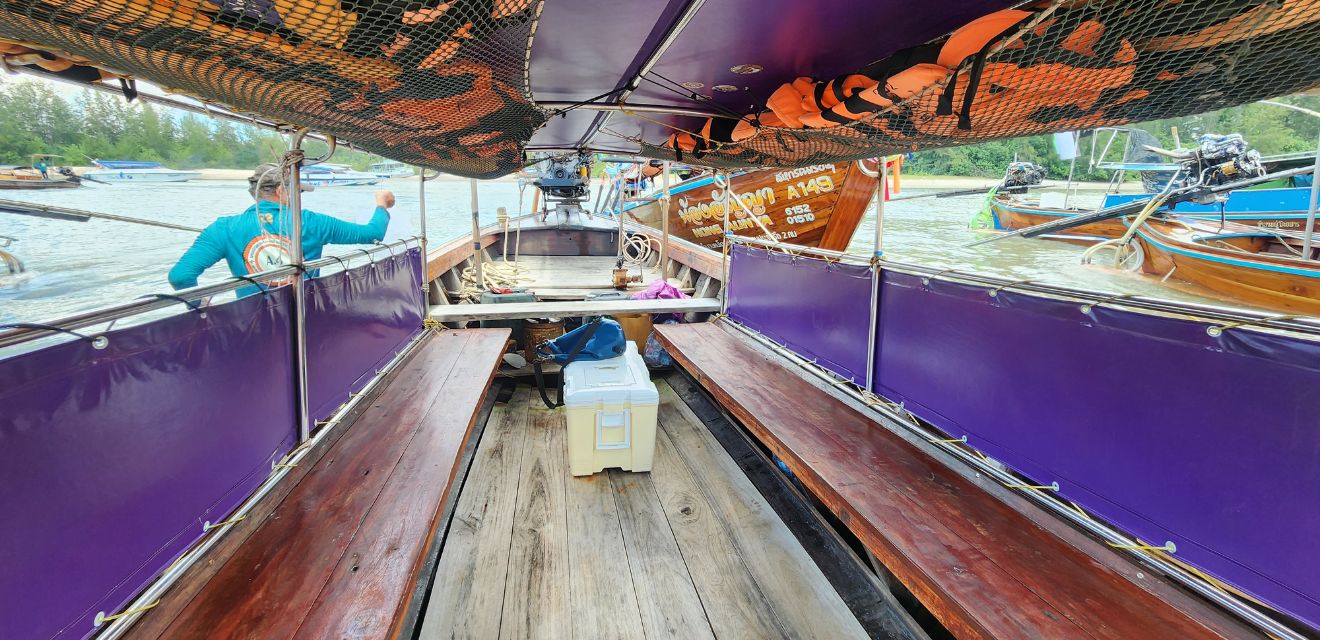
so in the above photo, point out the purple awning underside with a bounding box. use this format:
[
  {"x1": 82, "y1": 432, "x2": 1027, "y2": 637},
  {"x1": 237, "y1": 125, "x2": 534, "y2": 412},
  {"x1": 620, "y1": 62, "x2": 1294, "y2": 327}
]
[
  {"x1": 528, "y1": 0, "x2": 1017, "y2": 148},
  {"x1": 727, "y1": 244, "x2": 871, "y2": 383},
  {"x1": 725, "y1": 250, "x2": 1320, "y2": 630},
  {"x1": 0, "y1": 290, "x2": 298, "y2": 640},
  {"x1": 305, "y1": 248, "x2": 425, "y2": 424}
]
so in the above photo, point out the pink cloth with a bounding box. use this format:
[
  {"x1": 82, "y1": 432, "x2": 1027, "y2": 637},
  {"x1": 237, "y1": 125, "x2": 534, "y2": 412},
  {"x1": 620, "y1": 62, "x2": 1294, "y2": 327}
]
[{"x1": 632, "y1": 280, "x2": 688, "y2": 322}]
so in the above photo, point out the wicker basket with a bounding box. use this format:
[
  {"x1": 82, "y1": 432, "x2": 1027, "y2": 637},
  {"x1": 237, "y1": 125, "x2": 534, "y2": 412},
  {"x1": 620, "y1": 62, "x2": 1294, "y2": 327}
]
[{"x1": 524, "y1": 318, "x2": 565, "y2": 363}]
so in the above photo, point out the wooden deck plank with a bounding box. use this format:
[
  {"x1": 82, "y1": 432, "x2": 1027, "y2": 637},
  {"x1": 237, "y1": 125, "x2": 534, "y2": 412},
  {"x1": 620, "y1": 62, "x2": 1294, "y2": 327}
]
[
  {"x1": 294, "y1": 331, "x2": 507, "y2": 639},
  {"x1": 427, "y1": 297, "x2": 720, "y2": 322},
  {"x1": 655, "y1": 322, "x2": 1257, "y2": 640},
  {"x1": 607, "y1": 471, "x2": 715, "y2": 640},
  {"x1": 500, "y1": 401, "x2": 571, "y2": 639},
  {"x1": 647, "y1": 417, "x2": 792, "y2": 639},
  {"x1": 420, "y1": 389, "x2": 531, "y2": 640},
  {"x1": 565, "y1": 473, "x2": 646, "y2": 640},
  {"x1": 655, "y1": 382, "x2": 868, "y2": 640}
]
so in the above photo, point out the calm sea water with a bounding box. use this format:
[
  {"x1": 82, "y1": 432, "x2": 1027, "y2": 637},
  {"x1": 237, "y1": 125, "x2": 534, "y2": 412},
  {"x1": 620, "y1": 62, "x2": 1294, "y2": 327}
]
[{"x1": 0, "y1": 179, "x2": 1220, "y2": 325}]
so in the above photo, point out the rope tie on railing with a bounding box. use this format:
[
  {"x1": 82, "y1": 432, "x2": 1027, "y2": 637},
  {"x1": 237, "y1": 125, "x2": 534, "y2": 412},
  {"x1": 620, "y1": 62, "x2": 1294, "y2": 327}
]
[
  {"x1": 233, "y1": 274, "x2": 270, "y2": 295},
  {"x1": 94, "y1": 600, "x2": 159, "y2": 626},
  {"x1": 1004, "y1": 481, "x2": 1060, "y2": 491},
  {"x1": 920, "y1": 268, "x2": 960, "y2": 285},
  {"x1": 202, "y1": 515, "x2": 246, "y2": 532},
  {"x1": 1206, "y1": 314, "x2": 1299, "y2": 337},
  {"x1": 987, "y1": 279, "x2": 1034, "y2": 298},
  {"x1": 1079, "y1": 292, "x2": 1134, "y2": 314},
  {"x1": 1107, "y1": 540, "x2": 1176, "y2": 552},
  {"x1": 422, "y1": 318, "x2": 444, "y2": 332},
  {"x1": 137, "y1": 293, "x2": 206, "y2": 312},
  {"x1": 929, "y1": 435, "x2": 968, "y2": 444},
  {"x1": 0, "y1": 322, "x2": 108, "y2": 348}
]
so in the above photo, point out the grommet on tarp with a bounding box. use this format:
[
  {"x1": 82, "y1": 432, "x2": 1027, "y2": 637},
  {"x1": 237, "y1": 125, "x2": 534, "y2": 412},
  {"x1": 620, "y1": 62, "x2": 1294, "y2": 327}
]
[
  {"x1": 94, "y1": 600, "x2": 159, "y2": 627},
  {"x1": 1079, "y1": 292, "x2": 1134, "y2": 314},
  {"x1": 1206, "y1": 314, "x2": 1298, "y2": 337},
  {"x1": 987, "y1": 279, "x2": 1033, "y2": 298},
  {"x1": 202, "y1": 514, "x2": 247, "y2": 532},
  {"x1": 0, "y1": 322, "x2": 109, "y2": 349}
]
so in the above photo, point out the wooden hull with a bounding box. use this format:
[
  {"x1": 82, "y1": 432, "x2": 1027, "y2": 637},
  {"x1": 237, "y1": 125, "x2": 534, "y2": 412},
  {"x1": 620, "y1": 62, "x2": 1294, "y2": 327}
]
[
  {"x1": 622, "y1": 161, "x2": 876, "y2": 252},
  {"x1": 989, "y1": 197, "x2": 1125, "y2": 244},
  {"x1": 1131, "y1": 219, "x2": 1320, "y2": 316},
  {"x1": 990, "y1": 194, "x2": 1316, "y2": 244},
  {"x1": 0, "y1": 178, "x2": 80, "y2": 190}
]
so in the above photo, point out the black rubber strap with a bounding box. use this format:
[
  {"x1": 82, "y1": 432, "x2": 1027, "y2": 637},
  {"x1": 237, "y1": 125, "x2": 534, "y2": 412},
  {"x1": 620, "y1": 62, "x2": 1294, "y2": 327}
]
[
  {"x1": 234, "y1": 274, "x2": 269, "y2": 295},
  {"x1": 534, "y1": 317, "x2": 603, "y2": 409},
  {"x1": 0, "y1": 322, "x2": 96, "y2": 342},
  {"x1": 137, "y1": 293, "x2": 203, "y2": 311}
]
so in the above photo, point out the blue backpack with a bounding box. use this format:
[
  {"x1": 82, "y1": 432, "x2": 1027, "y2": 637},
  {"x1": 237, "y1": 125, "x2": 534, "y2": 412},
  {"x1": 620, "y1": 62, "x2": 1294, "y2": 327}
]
[{"x1": 533, "y1": 317, "x2": 626, "y2": 408}]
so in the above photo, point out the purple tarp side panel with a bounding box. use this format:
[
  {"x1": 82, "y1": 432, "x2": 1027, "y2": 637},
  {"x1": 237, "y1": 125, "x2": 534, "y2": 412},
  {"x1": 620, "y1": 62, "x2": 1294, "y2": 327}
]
[
  {"x1": 872, "y1": 271, "x2": 1320, "y2": 629},
  {"x1": 727, "y1": 245, "x2": 872, "y2": 383},
  {"x1": 0, "y1": 289, "x2": 298, "y2": 640},
  {"x1": 305, "y1": 247, "x2": 425, "y2": 424}
]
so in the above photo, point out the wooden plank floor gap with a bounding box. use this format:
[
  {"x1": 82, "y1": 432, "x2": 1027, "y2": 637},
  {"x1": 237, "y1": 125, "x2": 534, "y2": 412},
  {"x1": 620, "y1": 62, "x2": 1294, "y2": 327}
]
[{"x1": 421, "y1": 382, "x2": 868, "y2": 640}]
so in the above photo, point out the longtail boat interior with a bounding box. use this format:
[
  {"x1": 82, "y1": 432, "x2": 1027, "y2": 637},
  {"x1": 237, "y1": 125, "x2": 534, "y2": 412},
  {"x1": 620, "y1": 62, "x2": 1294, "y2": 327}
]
[{"x1": 2, "y1": 0, "x2": 1320, "y2": 639}]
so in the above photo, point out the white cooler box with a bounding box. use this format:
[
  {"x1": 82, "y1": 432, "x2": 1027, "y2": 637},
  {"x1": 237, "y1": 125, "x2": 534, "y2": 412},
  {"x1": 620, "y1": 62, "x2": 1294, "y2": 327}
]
[{"x1": 563, "y1": 342, "x2": 659, "y2": 476}]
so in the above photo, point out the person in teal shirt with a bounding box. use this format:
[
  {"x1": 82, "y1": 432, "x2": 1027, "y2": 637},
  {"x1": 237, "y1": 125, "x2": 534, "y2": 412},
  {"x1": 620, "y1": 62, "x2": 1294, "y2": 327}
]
[
  {"x1": 33, "y1": 158, "x2": 49, "y2": 180},
  {"x1": 168, "y1": 162, "x2": 394, "y2": 294}
]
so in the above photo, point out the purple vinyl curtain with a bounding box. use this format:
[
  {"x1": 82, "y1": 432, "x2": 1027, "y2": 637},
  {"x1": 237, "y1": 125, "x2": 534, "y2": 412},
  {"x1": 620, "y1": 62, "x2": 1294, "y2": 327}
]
[
  {"x1": 305, "y1": 247, "x2": 425, "y2": 424},
  {"x1": 723, "y1": 247, "x2": 1320, "y2": 629},
  {"x1": 727, "y1": 244, "x2": 872, "y2": 383},
  {"x1": 872, "y1": 271, "x2": 1320, "y2": 630},
  {"x1": 0, "y1": 289, "x2": 298, "y2": 640}
]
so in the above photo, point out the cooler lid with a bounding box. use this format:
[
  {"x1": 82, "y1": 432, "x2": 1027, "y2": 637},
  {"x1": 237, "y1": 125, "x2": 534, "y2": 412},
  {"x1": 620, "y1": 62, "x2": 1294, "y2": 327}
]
[{"x1": 563, "y1": 342, "x2": 659, "y2": 406}]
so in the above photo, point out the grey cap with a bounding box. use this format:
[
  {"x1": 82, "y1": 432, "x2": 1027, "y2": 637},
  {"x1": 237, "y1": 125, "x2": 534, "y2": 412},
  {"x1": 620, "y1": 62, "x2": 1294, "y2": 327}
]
[{"x1": 248, "y1": 162, "x2": 313, "y2": 198}]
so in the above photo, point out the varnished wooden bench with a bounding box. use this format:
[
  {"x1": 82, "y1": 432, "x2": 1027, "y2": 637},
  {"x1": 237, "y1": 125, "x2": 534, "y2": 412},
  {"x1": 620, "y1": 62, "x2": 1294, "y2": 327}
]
[
  {"x1": 125, "y1": 328, "x2": 509, "y2": 640},
  {"x1": 655, "y1": 321, "x2": 1257, "y2": 640}
]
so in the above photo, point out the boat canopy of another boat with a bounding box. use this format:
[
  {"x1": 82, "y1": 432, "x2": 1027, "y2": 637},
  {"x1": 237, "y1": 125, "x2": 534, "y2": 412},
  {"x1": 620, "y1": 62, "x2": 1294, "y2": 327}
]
[{"x1": 0, "y1": 0, "x2": 1317, "y2": 178}]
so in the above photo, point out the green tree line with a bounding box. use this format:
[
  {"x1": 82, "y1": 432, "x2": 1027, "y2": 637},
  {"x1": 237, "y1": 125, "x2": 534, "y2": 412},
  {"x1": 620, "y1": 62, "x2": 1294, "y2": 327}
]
[
  {"x1": 902, "y1": 93, "x2": 1320, "y2": 180},
  {"x1": 0, "y1": 76, "x2": 378, "y2": 170}
]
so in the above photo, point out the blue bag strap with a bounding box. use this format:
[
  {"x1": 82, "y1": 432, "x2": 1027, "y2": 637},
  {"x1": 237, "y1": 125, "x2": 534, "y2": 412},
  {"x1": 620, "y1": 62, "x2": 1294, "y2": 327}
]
[{"x1": 534, "y1": 317, "x2": 603, "y2": 409}]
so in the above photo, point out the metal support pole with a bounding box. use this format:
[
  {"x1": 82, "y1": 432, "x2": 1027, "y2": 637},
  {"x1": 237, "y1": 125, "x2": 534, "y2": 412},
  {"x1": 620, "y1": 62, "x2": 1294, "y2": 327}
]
[
  {"x1": 721, "y1": 171, "x2": 732, "y2": 315},
  {"x1": 285, "y1": 129, "x2": 332, "y2": 444},
  {"x1": 865, "y1": 158, "x2": 886, "y2": 392},
  {"x1": 418, "y1": 170, "x2": 428, "y2": 257},
  {"x1": 660, "y1": 161, "x2": 671, "y2": 278},
  {"x1": 1304, "y1": 134, "x2": 1319, "y2": 261},
  {"x1": 875, "y1": 159, "x2": 887, "y2": 256},
  {"x1": 469, "y1": 178, "x2": 484, "y2": 290}
]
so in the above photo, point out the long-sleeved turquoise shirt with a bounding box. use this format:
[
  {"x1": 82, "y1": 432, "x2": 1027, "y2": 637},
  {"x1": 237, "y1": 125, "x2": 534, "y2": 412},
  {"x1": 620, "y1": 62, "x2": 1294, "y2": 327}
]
[{"x1": 168, "y1": 200, "x2": 389, "y2": 293}]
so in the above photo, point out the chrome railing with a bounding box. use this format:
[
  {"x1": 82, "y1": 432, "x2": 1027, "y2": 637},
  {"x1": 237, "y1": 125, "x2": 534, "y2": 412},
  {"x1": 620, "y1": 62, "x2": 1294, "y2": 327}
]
[{"x1": 0, "y1": 236, "x2": 422, "y2": 351}]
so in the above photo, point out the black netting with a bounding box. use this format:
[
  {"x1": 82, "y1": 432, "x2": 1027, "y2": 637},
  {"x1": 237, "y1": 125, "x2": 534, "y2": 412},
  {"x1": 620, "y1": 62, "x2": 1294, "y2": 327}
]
[
  {"x1": 0, "y1": 0, "x2": 546, "y2": 177},
  {"x1": 0, "y1": 0, "x2": 1317, "y2": 175},
  {"x1": 639, "y1": 0, "x2": 1320, "y2": 170}
]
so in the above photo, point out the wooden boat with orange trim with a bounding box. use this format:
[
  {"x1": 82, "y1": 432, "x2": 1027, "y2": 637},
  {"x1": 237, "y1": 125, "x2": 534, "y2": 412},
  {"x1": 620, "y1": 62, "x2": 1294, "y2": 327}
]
[
  {"x1": 619, "y1": 161, "x2": 877, "y2": 251},
  {"x1": 1126, "y1": 217, "x2": 1320, "y2": 316}
]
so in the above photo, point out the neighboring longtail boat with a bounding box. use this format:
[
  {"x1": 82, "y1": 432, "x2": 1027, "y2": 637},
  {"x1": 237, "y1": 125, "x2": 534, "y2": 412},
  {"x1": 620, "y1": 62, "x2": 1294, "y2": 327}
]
[
  {"x1": 1127, "y1": 218, "x2": 1320, "y2": 316},
  {"x1": 619, "y1": 162, "x2": 877, "y2": 251}
]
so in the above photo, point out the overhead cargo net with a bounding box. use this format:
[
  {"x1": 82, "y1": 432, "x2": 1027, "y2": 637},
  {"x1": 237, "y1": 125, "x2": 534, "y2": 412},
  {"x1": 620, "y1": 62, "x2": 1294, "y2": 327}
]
[
  {"x1": 0, "y1": 0, "x2": 546, "y2": 178},
  {"x1": 652, "y1": 0, "x2": 1320, "y2": 169}
]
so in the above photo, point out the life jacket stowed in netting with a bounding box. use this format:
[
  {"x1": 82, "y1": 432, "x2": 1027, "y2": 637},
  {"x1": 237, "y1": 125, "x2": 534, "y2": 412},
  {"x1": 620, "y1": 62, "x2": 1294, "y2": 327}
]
[
  {"x1": 662, "y1": 132, "x2": 704, "y2": 161},
  {"x1": 790, "y1": 8, "x2": 1034, "y2": 131}
]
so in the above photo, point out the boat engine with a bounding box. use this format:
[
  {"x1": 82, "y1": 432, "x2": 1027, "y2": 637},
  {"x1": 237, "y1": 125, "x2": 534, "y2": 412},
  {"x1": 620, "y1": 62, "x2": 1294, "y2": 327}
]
[
  {"x1": 1187, "y1": 134, "x2": 1264, "y2": 186},
  {"x1": 1002, "y1": 161, "x2": 1046, "y2": 194},
  {"x1": 534, "y1": 152, "x2": 592, "y2": 204}
]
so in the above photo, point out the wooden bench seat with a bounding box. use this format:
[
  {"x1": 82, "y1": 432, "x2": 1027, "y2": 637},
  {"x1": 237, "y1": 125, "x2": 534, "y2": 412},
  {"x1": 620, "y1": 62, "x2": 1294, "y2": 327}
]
[
  {"x1": 427, "y1": 297, "x2": 720, "y2": 322},
  {"x1": 655, "y1": 321, "x2": 1256, "y2": 640},
  {"x1": 126, "y1": 328, "x2": 508, "y2": 640}
]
